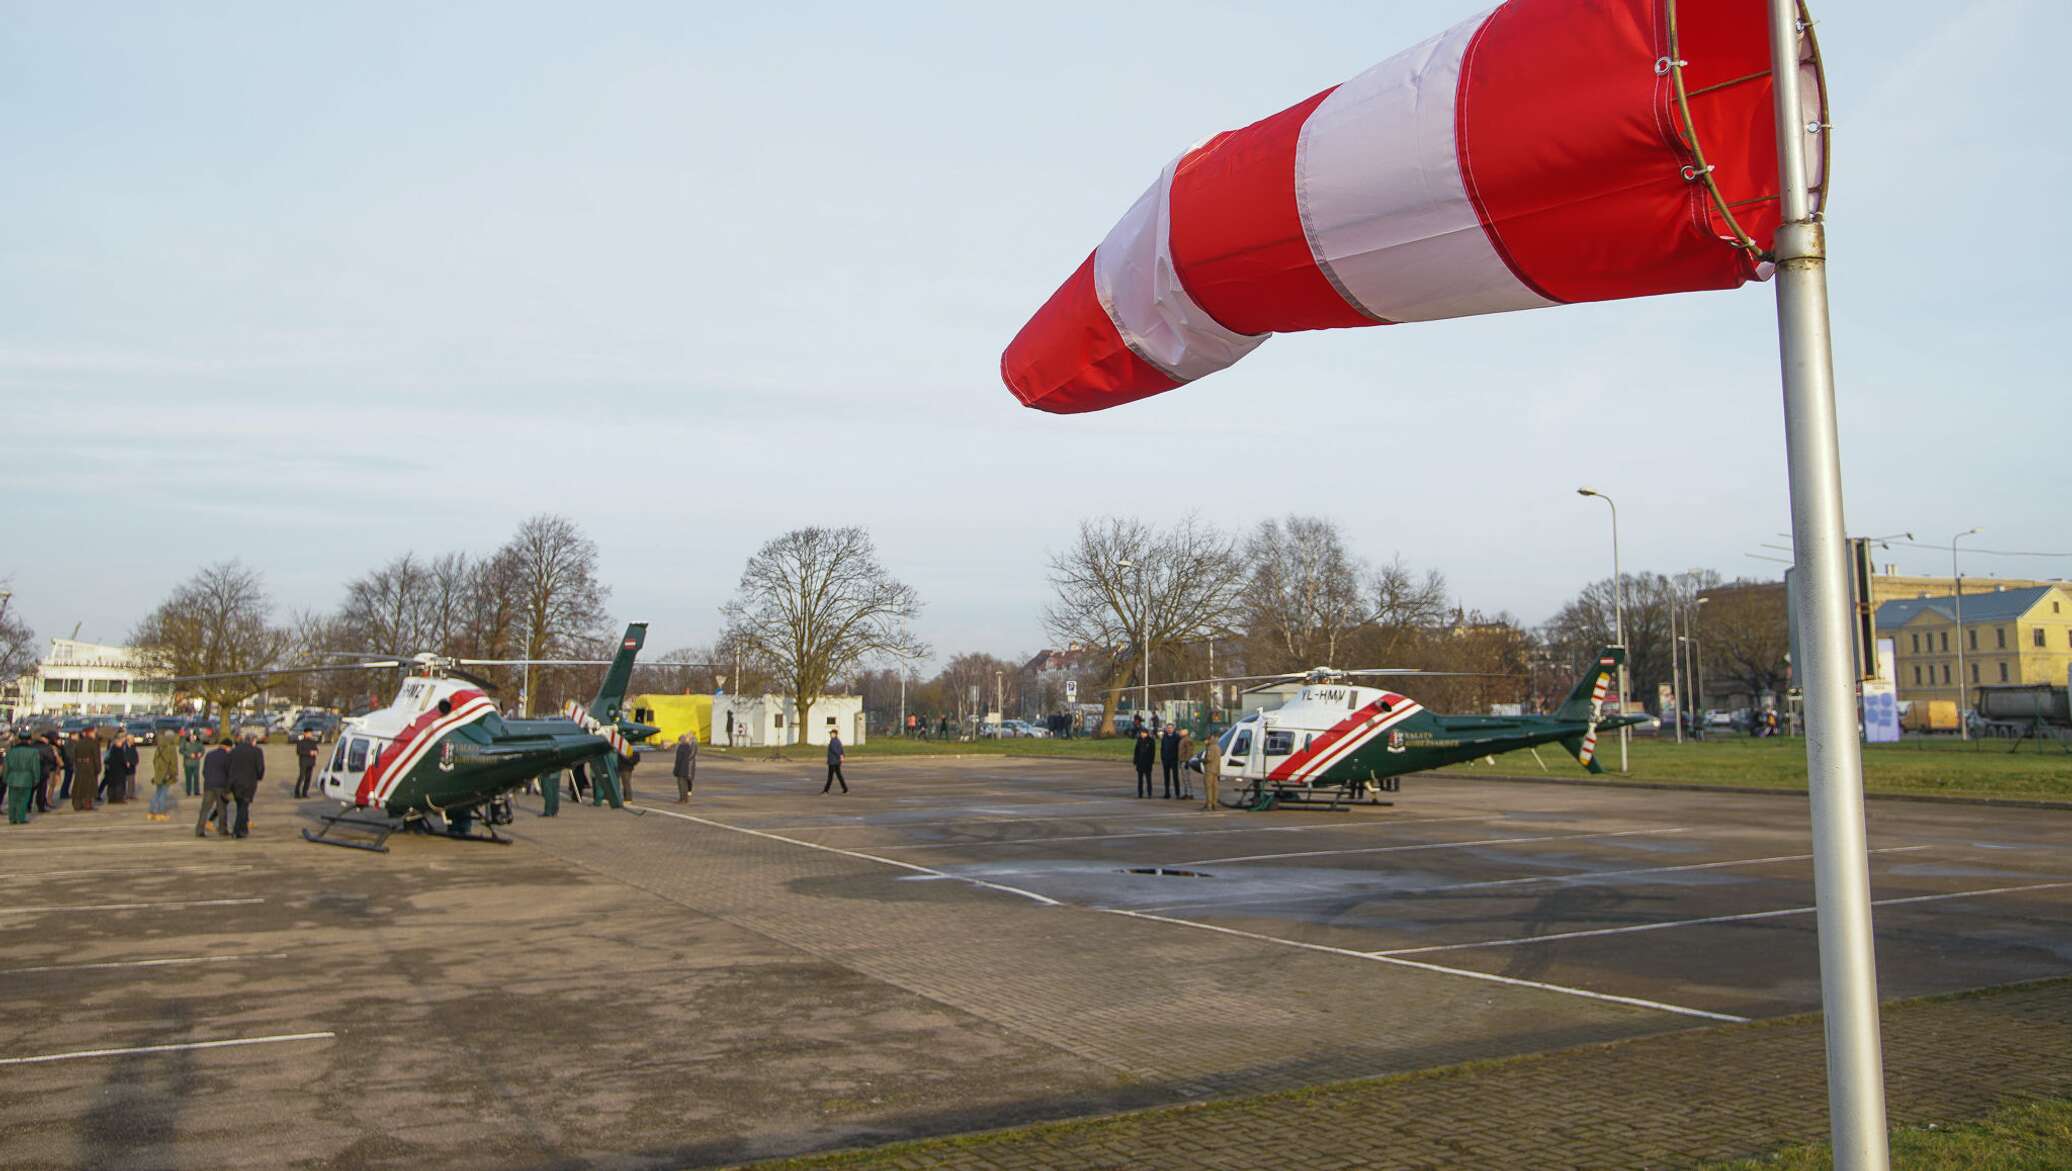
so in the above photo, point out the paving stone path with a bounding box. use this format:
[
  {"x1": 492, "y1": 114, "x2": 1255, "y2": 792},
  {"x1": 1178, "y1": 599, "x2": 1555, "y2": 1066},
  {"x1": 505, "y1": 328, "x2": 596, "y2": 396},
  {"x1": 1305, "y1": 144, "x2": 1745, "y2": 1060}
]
[{"x1": 733, "y1": 978, "x2": 2072, "y2": 1170}]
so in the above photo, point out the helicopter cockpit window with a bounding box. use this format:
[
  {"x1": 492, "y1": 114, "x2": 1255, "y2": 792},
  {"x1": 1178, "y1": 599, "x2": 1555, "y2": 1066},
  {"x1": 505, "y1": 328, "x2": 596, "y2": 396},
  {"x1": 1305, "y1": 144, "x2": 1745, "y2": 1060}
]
[
  {"x1": 345, "y1": 737, "x2": 370, "y2": 773},
  {"x1": 1228, "y1": 729, "x2": 1252, "y2": 759},
  {"x1": 328, "y1": 740, "x2": 347, "y2": 772},
  {"x1": 1263, "y1": 730, "x2": 1296, "y2": 756}
]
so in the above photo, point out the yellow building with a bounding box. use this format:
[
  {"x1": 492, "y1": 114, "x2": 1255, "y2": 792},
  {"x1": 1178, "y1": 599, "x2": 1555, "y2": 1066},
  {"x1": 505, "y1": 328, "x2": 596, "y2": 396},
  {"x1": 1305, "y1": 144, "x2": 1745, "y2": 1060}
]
[
  {"x1": 627, "y1": 694, "x2": 712, "y2": 746},
  {"x1": 1878, "y1": 583, "x2": 2072, "y2": 707}
]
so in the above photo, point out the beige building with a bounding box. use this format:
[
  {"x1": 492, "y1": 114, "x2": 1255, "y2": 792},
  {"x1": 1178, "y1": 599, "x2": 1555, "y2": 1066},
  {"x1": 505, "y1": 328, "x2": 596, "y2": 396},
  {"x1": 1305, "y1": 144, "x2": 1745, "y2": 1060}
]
[
  {"x1": 9, "y1": 638, "x2": 174, "y2": 717},
  {"x1": 1877, "y1": 583, "x2": 2072, "y2": 707}
]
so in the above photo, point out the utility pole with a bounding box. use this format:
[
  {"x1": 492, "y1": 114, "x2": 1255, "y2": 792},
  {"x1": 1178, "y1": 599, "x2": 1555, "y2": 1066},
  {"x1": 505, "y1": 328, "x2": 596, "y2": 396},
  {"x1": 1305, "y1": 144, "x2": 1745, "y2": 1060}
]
[
  {"x1": 1669, "y1": 604, "x2": 1683, "y2": 743},
  {"x1": 1767, "y1": 1, "x2": 1888, "y2": 1163},
  {"x1": 1951, "y1": 528, "x2": 1981, "y2": 739},
  {"x1": 1576, "y1": 486, "x2": 1628, "y2": 773}
]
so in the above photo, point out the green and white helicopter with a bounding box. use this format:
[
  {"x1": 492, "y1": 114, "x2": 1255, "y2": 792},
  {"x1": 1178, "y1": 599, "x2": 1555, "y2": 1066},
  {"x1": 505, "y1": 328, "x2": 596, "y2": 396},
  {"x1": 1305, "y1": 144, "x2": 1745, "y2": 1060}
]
[{"x1": 1177, "y1": 646, "x2": 1640, "y2": 809}]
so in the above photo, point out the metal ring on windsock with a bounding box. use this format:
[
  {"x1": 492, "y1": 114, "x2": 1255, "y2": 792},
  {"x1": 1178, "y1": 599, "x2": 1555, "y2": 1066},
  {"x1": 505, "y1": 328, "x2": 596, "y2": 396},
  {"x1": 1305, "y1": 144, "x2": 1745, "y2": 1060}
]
[{"x1": 1000, "y1": 0, "x2": 1830, "y2": 414}]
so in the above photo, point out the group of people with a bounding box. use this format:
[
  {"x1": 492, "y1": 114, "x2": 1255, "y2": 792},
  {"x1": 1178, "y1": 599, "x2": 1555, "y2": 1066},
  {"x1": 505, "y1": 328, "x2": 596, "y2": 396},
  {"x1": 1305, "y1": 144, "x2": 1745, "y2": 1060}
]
[
  {"x1": 1130, "y1": 718, "x2": 1194, "y2": 800},
  {"x1": 3, "y1": 722, "x2": 281, "y2": 838}
]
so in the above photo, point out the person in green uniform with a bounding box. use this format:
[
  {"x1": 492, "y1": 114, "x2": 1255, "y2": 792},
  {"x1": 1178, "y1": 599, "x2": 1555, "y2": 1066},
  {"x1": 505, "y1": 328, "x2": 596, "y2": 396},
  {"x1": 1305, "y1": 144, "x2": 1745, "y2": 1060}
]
[
  {"x1": 590, "y1": 749, "x2": 624, "y2": 809},
  {"x1": 180, "y1": 730, "x2": 205, "y2": 796},
  {"x1": 6, "y1": 735, "x2": 40, "y2": 824},
  {"x1": 538, "y1": 769, "x2": 560, "y2": 817}
]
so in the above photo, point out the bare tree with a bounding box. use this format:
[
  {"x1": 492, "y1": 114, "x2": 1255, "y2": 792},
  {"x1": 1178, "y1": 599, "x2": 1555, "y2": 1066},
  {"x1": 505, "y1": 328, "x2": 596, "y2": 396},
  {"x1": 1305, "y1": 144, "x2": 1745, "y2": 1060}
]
[
  {"x1": 934, "y1": 652, "x2": 1017, "y2": 729},
  {"x1": 0, "y1": 585, "x2": 36, "y2": 686},
  {"x1": 1043, "y1": 515, "x2": 1243, "y2": 735},
  {"x1": 500, "y1": 515, "x2": 610, "y2": 713},
  {"x1": 1699, "y1": 581, "x2": 1789, "y2": 710},
  {"x1": 337, "y1": 552, "x2": 435, "y2": 655},
  {"x1": 1241, "y1": 517, "x2": 1371, "y2": 672},
  {"x1": 131, "y1": 562, "x2": 295, "y2": 734},
  {"x1": 1366, "y1": 556, "x2": 1450, "y2": 662},
  {"x1": 720, "y1": 526, "x2": 924, "y2": 745}
]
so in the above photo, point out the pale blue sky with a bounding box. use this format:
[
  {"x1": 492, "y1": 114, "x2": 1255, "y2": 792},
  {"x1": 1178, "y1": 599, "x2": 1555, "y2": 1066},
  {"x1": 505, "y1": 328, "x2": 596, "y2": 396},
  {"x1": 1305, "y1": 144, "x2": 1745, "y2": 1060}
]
[{"x1": 2, "y1": 0, "x2": 2064, "y2": 662}]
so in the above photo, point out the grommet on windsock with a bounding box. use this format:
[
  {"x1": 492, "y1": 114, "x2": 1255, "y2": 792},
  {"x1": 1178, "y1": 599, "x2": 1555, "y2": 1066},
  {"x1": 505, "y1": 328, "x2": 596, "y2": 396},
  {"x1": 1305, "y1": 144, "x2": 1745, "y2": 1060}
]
[{"x1": 1000, "y1": 0, "x2": 1828, "y2": 414}]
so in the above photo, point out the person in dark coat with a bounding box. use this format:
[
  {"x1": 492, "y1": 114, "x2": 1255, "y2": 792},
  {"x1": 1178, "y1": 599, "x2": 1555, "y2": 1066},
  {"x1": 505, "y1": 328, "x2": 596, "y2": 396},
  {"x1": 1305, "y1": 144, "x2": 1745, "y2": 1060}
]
[
  {"x1": 1159, "y1": 726, "x2": 1183, "y2": 798},
  {"x1": 616, "y1": 745, "x2": 638, "y2": 801},
  {"x1": 101, "y1": 733, "x2": 138, "y2": 805},
  {"x1": 821, "y1": 731, "x2": 847, "y2": 794},
  {"x1": 671, "y1": 732, "x2": 697, "y2": 802},
  {"x1": 36, "y1": 733, "x2": 61, "y2": 812},
  {"x1": 57, "y1": 731, "x2": 76, "y2": 803},
  {"x1": 292, "y1": 729, "x2": 319, "y2": 798},
  {"x1": 1132, "y1": 727, "x2": 1156, "y2": 798},
  {"x1": 195, "y1": 738, "x2": 234, "y2": 836},
  {"x1": 71, "y1": 729, "x2": 103, "y2": 810},
  {"x1": 226, "y1": 732, "x2": 265, "y2": 838}
]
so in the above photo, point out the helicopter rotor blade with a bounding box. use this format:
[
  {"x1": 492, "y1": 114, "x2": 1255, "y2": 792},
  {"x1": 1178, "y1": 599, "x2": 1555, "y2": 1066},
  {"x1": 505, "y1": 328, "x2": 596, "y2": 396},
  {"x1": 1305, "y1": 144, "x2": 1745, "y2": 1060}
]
[
  {"x1": 147, "y1": 661, "x2": 405, "y2": 685},
  {"x1": 451, "y1": 658, "x2": 619, "y2": 667}
]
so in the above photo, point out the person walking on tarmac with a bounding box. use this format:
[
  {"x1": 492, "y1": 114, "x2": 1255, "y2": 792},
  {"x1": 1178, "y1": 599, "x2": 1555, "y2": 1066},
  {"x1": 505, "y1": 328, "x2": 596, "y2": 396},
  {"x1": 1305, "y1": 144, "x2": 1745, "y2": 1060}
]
[
  {"x1": 195, "y1": 738, "x2": 234, "y2": 836},
  {"x1": 6, "y1": 735, "x2": 40, "y2": 824},
  {"x1": 1158, "y1": 725, "x2": 1182, "y2": 799},
  {"x1": 149, "y1": 727, "x2": 180, "y2": 821},
  {"x1": 226, "y1": 731, "x2": 265, "y2": 838},
  {"x1": 71, "y1": 727, "x2": 100, "y2": 811},
  {"x1": 180, "y1": 729, "x2": 205, "y2": 796},
  {"x1": 1132, "y1": 726, "x2": 1156, "y2": 798},
  {"x1": 672, "y1": 731, "x2": 697, "y2": 803},
  {"x1": 292, "y1": 728, "x2": 319, "y2": 798},
  {"x1": 821, "y1": 730, "x2": 847, "y2": 794}
]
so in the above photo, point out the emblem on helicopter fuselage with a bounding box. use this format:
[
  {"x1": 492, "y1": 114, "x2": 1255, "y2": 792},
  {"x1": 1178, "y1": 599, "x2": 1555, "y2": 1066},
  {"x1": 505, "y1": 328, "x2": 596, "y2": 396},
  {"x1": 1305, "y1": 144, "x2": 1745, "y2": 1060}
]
[
  {"x1": 438, "y1": 740, "x2": 456, "y2": 772},
  {"x1": 1385, "y1": 730, "x2": 1407, "y2": 753}
]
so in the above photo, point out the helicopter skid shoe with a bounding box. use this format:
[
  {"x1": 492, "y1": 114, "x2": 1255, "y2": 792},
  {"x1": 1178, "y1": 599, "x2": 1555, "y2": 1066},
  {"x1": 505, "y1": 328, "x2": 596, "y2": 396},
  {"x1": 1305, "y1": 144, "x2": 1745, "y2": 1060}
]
[{"x1": 301, "y1": 812, "x2": 398, "y2": 853}]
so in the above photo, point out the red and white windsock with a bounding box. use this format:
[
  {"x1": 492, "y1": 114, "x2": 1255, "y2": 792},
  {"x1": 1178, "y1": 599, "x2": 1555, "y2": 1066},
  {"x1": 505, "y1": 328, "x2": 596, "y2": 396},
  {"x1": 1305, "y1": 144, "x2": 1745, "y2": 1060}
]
[{"x1": 1001, "y1": 0, "x2": 1827, "y2": 414}]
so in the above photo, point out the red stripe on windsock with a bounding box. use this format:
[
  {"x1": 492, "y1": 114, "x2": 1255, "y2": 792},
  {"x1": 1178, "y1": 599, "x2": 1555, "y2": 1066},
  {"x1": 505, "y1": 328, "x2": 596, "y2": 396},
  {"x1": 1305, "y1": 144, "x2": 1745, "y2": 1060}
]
[
  {"x1": 1455, "y1": 0, "x2": 1761, "y2": 304},
  {"x1": 1168, "y1": 88, "x2": 1376, "y2": 335},
  {"x1": 1001, "y1": 252, "x2": 1180, "y2": 414}
]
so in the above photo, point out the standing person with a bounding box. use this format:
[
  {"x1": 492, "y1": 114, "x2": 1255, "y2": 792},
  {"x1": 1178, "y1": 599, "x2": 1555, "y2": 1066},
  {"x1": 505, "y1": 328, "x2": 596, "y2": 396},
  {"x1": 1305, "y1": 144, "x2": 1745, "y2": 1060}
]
[
  {"x1": 180, "y1": 730, "x2": 205, "y2": 796},
  {"x1": 1158, "y1": 724, "x2": 1182, "y2": 799},
  {"x1": 5, "y1": 735, "x2": 38, "y2": 824},
  {"x1": 195, "y1": 738, "x2": 233, "y2": 836},
  {"x1": 538, "y1": 768, "x2": 561, "y2": 817},
  {"x1": 70, "y1": 728, "x2": 100, "y2": 811},
  {"x1": 724, "y1": 709, "x2": 735, "y2": 747},
  {"x1": 149, "y1": 727, "x2": 180, "y2": 821},
  {"x1": 1174, "y1": 727, "x2": 1195, "y2": 799},
  {"x1": 57, "y1": 731, "x2": 75, "y2": 804},
  {"x1": 36, "y1": 733, "x2": 61, "y2": 813},
  {"x1": 102, "y1": 732, "x2": 137, "y2": 806},
  {"x1": 226, "y1": 731, "x2": 265, "y2": 838},
  {"x1": 616, "y1": 744, "x2": 639, "y2": 801},
  {"x1": 1132, "y1": 726, "x2": 1156, "y2": 798},
  {"x1": 821, "y1": 730, "x2": 847, "y2": 794},
  {"x1": 292, "y1": 729, "x2": 319, "y2": 798},
  {"x1": 672, "y1": 731, "x2": 697, "y2": 803}
]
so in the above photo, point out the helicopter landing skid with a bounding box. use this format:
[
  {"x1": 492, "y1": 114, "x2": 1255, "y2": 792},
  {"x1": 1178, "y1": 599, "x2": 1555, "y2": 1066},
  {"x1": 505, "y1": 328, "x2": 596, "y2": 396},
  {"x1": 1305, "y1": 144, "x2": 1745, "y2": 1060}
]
[
  {"x1": 1232, "y1": 777, "x2": 1399, "y2": 813},
  {"x1": 301, "y1": 812, "x2": 398, "y2": 853}
]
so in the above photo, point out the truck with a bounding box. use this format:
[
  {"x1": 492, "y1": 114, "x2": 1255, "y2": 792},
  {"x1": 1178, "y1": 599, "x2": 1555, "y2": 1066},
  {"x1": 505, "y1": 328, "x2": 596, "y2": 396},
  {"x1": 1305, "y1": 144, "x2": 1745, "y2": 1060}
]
[{"x1": 1899, "y1": 699, "x2": 1959, "y2": 734}]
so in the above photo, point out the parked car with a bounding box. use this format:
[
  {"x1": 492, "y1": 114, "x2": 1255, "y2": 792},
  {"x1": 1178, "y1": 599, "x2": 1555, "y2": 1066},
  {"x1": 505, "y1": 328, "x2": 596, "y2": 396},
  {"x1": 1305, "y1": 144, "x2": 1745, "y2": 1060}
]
[
  {"x1": 58, "y1": 716, "x2": 92, "y2": 735},
  {"x1": 290, "y1": 713, "x2": 341, "y2": 742},
  {"x1": 123, "y1": 717, "x2": 159, "y2": 745},
  {"x1": 234, "y1": 717, "x2": 272, "y2": 743},
  {"x1": 984, "y1": 719, "x2": 1051, "y2": 739}
]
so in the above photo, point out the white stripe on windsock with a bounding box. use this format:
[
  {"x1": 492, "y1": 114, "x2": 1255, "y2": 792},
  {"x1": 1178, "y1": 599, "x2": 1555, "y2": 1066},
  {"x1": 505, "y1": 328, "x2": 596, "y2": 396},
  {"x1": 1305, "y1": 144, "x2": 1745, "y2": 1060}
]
[
  {"x1": 1296, "y1": 8, "x2": 1552, "y2": 324},
  {"x1": 1093, "y1": 159, "x2": 1269, "y2": 382}
]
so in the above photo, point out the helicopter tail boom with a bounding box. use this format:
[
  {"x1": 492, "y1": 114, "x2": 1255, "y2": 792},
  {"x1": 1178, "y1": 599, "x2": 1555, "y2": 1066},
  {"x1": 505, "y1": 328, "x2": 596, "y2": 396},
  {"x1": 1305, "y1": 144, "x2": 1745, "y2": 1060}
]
[
  {"x1": 1554, "y1": 647, "x2": 1625, "y2": 723},
  {"x1": 587, "y1": 623, "x2": 649, "y2": 724}
]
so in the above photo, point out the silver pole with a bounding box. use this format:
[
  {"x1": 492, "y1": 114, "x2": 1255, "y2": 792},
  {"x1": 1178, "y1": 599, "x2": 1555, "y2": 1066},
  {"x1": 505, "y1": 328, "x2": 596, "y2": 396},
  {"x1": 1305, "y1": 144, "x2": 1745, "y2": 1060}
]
[
  {"x1": 1950, "y1": 529, "x2": 1979, "y2": 739},
  {"x1": 1669, "y1": 603, "x2": 1683, "y2": 742},
  {"x1": 1579, "y1": 488, "x2": 1630, "y2": 772},
  {"x1": 1768, "y1": 2, "x2": 1889, "y2": 1167}
]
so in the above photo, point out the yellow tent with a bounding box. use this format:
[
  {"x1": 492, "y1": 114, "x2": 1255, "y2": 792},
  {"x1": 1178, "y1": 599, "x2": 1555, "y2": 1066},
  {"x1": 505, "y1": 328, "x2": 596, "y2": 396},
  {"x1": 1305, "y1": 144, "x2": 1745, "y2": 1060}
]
[{"x1": 629, "y1": 694, "x2": 712, "y2": 746}]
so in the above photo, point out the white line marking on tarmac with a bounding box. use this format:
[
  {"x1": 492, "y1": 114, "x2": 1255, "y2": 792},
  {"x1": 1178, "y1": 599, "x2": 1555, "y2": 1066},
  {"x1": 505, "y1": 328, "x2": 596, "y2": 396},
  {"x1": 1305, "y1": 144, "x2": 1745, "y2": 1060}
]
[
  {"x1": 0, "y1": 1032, "x2": 335, "y2": 1067},
  {"x1": 2, "y1": 952, "x2": 289, "y2": 976},
  {"x1": 1420, "y1": 845, "x2": 1932, "y2": 893},
  {"x1": 870, "y1": 814, "x2": 1508, "y2": 852},
  {"x1": 0, "y1": 897, "x2": 263, "y2": 916},
  {"x1": 750, "y1": 811, "x2": 1205, "y2": 834},
  {"x1": 631, "y1": 805, "x2": 1062, "y2": 906},
  {"x1": 1370, "y1": 880, "x2": 2072, "y2": 956},
  {"x1": 0, "y1": 864, "x2": 253, "y2": 881},
  {"x1": 1173, "y1": 827, "x2": 1686, "y2": 867},
  {"x1": 1, "y1": 842, "x2": 217, "y2": 855},
  {"x1": 1099, "y1": 908, "x2": 1746, "y2": 1024}
]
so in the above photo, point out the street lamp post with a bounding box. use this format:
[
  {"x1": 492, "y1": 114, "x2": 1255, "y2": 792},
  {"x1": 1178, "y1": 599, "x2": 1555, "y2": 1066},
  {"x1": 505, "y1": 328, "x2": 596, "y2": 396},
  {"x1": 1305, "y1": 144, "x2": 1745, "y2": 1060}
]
[
  {"x1": 1690, "y1": 596, "x2": 1709, "y2": 727},
  {"x1": 1950, "y1": 528, "x2": 1981, "y2": 740},
  {"x1": 1669, "y1": 604, "x2": 1683, "y2": 743},
  {"x1": 1576, "y1": 487, "x2": 1628, "y2": 773}
]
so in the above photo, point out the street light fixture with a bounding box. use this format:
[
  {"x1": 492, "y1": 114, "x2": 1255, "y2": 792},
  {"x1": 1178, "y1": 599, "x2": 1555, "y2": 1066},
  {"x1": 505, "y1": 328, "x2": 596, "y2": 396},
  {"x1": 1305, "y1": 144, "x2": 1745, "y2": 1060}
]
[
  {"x1": 1951, "y1": 527, "x2": 1982, "y2": 740},
  {"x1": 1576, "y1": 487, "x2": 1628, "y2": 773}
]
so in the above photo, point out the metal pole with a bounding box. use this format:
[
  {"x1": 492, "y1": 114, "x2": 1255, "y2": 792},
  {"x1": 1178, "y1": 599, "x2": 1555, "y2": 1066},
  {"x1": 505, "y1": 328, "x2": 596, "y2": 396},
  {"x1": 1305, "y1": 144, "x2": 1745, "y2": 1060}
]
[
  {"x1": 1768, "y1": 2, "x2": 1889, "y2": 1165},
  {"x1": 1692, "y1": 598, "x2": 1708, "y2": 721},
  {"x1": 1669, "y1": 604, "x2": 1684, "y2": 743},
  {"x1": 1140, "y1": 565, "x2": 1151, "y2": 721},
  {"x1": 1579, "y1": 488, "x2": 1629, "y2": 772},
  {"x1": 1950, "y1": 529, "x2": 1979, "y2": 739}
]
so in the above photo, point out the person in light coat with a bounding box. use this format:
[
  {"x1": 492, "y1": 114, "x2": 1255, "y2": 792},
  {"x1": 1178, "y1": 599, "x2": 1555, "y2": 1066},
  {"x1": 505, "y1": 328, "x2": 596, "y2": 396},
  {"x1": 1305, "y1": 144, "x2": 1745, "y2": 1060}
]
[{"x1": 672, "y1": 731, "x2": 698, "y2": 803}]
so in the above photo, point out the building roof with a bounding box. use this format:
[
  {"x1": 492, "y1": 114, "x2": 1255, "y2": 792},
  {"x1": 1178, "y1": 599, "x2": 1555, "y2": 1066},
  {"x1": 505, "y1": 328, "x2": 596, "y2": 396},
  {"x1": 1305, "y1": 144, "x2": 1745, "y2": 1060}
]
[{"x1": 1876, "y1": 584, "x2": 2063, "y2": 629}]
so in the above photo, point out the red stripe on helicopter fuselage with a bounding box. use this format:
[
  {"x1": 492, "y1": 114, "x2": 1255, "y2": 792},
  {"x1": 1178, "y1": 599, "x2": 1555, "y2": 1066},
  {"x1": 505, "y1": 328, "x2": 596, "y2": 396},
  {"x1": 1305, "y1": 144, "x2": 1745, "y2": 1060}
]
[
  {"x1": 356, "y1": 690, "x2": 494, "y2": 808},
  {"x1": 1267, "y1": 696, "x2": 1416, "y2": 784}
]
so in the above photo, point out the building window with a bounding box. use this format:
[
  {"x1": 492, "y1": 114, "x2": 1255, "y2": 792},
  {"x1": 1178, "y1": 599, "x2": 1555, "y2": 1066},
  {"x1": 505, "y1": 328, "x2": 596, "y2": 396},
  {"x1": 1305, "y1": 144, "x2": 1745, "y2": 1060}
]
[
  {"x1": 1942, "y1": 664, "x2": 1951, "y2": 684},
  {"x1": 1970, "y1": 663, "x2": 1979, "y2": 683},
  {"x1": 2035, "y1": 628, "x2": 2047, "y2": 648},
  {"x1": 1999, "y1": 662, "x2": 2010, "y2": 682},
  {"x1": 1910, "y1": 633, "x2": 1920, "y2": 653},
  {"x1": 1968, "y1": 629, "x2": 1977, "y2": 651},
  {"x1": 1995, "y1": 627, "x2": 2006, "y2": 649},
  {"x1": 1912, "y1": 666, "x2": 1922, "y2": 685},
  {"x1": 1940, "y1": 632, "x2": 1949, "y2": 652}
]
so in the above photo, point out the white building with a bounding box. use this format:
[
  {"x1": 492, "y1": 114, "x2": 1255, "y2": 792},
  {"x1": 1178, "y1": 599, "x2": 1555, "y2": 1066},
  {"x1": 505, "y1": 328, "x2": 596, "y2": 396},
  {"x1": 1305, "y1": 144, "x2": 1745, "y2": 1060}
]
[
  {"x1": 712, "y1": 694, "x2": 866, "y2": 748},
  {"x1": 13, "y1": 639, "x2": 173, "y2": 717}
]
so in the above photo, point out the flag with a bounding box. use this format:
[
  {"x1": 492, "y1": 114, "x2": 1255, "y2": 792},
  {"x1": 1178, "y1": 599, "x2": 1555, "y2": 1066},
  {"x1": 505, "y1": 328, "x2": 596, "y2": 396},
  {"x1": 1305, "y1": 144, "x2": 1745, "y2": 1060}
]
[{"x1": 1001, "y1": 0, "x2": 1826, "y2": 414}]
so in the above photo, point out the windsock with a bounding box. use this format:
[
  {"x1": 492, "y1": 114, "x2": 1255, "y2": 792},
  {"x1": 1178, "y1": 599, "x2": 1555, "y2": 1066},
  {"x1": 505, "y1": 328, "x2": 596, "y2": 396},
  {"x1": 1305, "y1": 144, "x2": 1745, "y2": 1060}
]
[{"x1": 1001, "y1": 0, "x2": 1828, "y2": 414}]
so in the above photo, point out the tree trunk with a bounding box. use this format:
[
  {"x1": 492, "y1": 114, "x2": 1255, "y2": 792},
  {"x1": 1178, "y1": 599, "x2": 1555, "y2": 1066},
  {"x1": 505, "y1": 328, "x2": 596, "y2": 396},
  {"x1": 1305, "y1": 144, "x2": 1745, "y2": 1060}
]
[{"x1": 794, "y1": 694, "x2": 811, "y2": 747}]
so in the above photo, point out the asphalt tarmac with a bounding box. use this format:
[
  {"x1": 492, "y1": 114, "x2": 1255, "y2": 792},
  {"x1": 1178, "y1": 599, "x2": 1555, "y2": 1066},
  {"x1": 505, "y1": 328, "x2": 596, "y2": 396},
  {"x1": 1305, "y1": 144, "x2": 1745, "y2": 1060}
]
[{"x1": 1, "y1": 749, "x2": 2065, "y2": 1170}]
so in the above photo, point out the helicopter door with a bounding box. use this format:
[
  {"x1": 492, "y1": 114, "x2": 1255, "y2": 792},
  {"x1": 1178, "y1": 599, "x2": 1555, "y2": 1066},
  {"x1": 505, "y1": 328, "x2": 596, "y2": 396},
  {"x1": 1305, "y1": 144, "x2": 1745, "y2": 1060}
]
[{"x1": 1224, "y1": 728, "x2": 1254, "y2": 777}]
